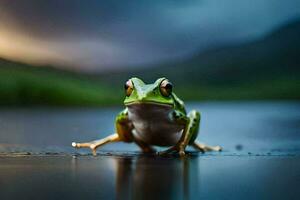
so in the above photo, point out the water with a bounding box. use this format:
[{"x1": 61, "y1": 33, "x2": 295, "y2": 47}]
[
  {"x1": 0, "y1": 101, "x2": 299, "y2": 154},
  {"x1": 0, "y1": 102, "x2": 300, "y2": 199}
]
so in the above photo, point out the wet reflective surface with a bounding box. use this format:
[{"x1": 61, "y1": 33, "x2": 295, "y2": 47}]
[
  {"x1": 1, "y1": 155, "x2": 300, "y2": 200},
  {"x1": 0, "y1": 102, "x2": 300, "y2": 199}
]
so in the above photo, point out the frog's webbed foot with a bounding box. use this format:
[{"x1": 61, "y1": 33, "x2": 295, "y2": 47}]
[
  {"x1": 192, "y1": 141, "x2": 222, "y2": 152},
  {"x1": 158, "y1": 143, "x2": 186, "y2": 157},
  {"x1": 72, "y1": 133, "x2": 121, "y2": 156}
]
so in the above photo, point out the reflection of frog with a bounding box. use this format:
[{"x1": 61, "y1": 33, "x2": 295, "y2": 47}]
[
  {"x1": 72, "y1": 77, "x2": 221, "y2": 156},
  {"x1": 114, "y1": 156, "x2": 194, "y2": 200}
]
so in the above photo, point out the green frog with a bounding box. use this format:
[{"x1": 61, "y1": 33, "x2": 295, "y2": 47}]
[{"x1": 72, "y1": 77, "x2": 221, "y2": 156}]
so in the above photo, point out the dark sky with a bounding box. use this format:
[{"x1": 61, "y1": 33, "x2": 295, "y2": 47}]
[{"x1": 0, "y1": 0, "x2": 300, "y2": 71}]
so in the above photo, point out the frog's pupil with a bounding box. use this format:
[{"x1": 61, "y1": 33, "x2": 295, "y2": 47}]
[
  {"x1": 165, "y1": 83, "x2": 172, "y2": 90},
  {"x1": 124, "y1": 83, "x2": 129, "y2": 90}
]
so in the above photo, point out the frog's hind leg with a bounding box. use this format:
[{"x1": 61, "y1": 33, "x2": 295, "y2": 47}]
[
  {"x1": 192, "y1": 141, "x2": 222, "y2": 152},
  {"x1": 72, "y1": 133, "x2": 121, "y2": 156},
  {"x1": 189, "y1": 111, "x2": 222, "y2": 152},
  {"x1": 72, "y1": 108, "x2": 134, "y2": 156}
]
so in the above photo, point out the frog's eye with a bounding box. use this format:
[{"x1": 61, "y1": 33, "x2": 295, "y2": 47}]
[
  {"x1": 124, "y1": 79, "x2": 133, "y2": 96},
  {"x1": 160, "y1": 79, "x2": 173, "y2": 97}
]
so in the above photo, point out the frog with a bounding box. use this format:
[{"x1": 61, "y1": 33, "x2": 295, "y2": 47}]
[{"x1": 72, "y1": 77, "x2": 221, "y2": 156}]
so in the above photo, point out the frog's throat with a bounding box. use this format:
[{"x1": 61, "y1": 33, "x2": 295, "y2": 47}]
[{"x1": 124, "y1": 101, "x2": 173, "y2": 107}]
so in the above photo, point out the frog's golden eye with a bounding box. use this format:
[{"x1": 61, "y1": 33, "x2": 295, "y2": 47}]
[
  {"x1": 160, "y1": 79, "x2": 173, "y2": 97},
  {"x1": 124, "y1": 79, "x2": 133, "y2": 96}
]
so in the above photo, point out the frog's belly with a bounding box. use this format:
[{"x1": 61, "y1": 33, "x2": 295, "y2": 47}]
[{"x1": 127, "y1": 103, "x2": 184, "y2": 146}]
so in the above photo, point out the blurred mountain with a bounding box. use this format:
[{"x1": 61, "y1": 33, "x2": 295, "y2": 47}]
[
  {"x1": 0, "y1": 20, "x2": 299, "y2": 106},
  {"x1": 102, "y1": 19, "x2": 300, "y2": 82},
  {"x1": 99, "y1": 19, "x2": 300, "y2": 100}
]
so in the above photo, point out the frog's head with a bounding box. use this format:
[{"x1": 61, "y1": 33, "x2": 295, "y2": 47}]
[{"x1": 123, "y1": 77, "x2": 174, "y2": 106}]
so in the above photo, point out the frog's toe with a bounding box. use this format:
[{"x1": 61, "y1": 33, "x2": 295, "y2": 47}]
[
  {"x1": 158, "y1": 145, "x2": 187, "y2": 156},
  {"x1": 214, "y1": 145, "x2": 222, "y2": 152},
  {"x1": 91, "y1": 148, "x2": 97, "y2": 156},
  {"x1": 72, "y1": 142, "x2": 77, "y2": 148},
  {"x1": 179, "y1": 150, "x2": 186, "y2": 157}
]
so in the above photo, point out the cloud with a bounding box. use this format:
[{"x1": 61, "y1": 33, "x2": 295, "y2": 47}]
[{"x1": 0, "y1": 0, "x2": 300, "y2": 71}]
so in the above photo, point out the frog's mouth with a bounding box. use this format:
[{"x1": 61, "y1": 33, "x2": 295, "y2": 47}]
[{"x1": 125, "y1": 101, "x2": 173, "y2": 108}]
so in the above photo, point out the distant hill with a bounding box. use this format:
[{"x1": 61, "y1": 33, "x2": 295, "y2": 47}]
[
  {"x1": 0, "y1": 59, "x2": 122, "y2": 106},
  {"x1": 0, "y1": 20, "x2": 299, "y2": 106}
]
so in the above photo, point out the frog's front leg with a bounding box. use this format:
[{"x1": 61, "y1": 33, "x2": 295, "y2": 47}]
[
  {"x1": 158, "y1": 110, "x2": 191, "y2": 156},
  {"x1": 159, "y1": 110, "x2": 221, "y2": 156},
  {"x1": 72, "y1": 108, "x2": 134, "y2": 155}
]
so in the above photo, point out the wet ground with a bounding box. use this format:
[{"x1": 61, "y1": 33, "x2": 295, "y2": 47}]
[{"x1": 0, "y1": 102, "x2": 300, "y2": 200}]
